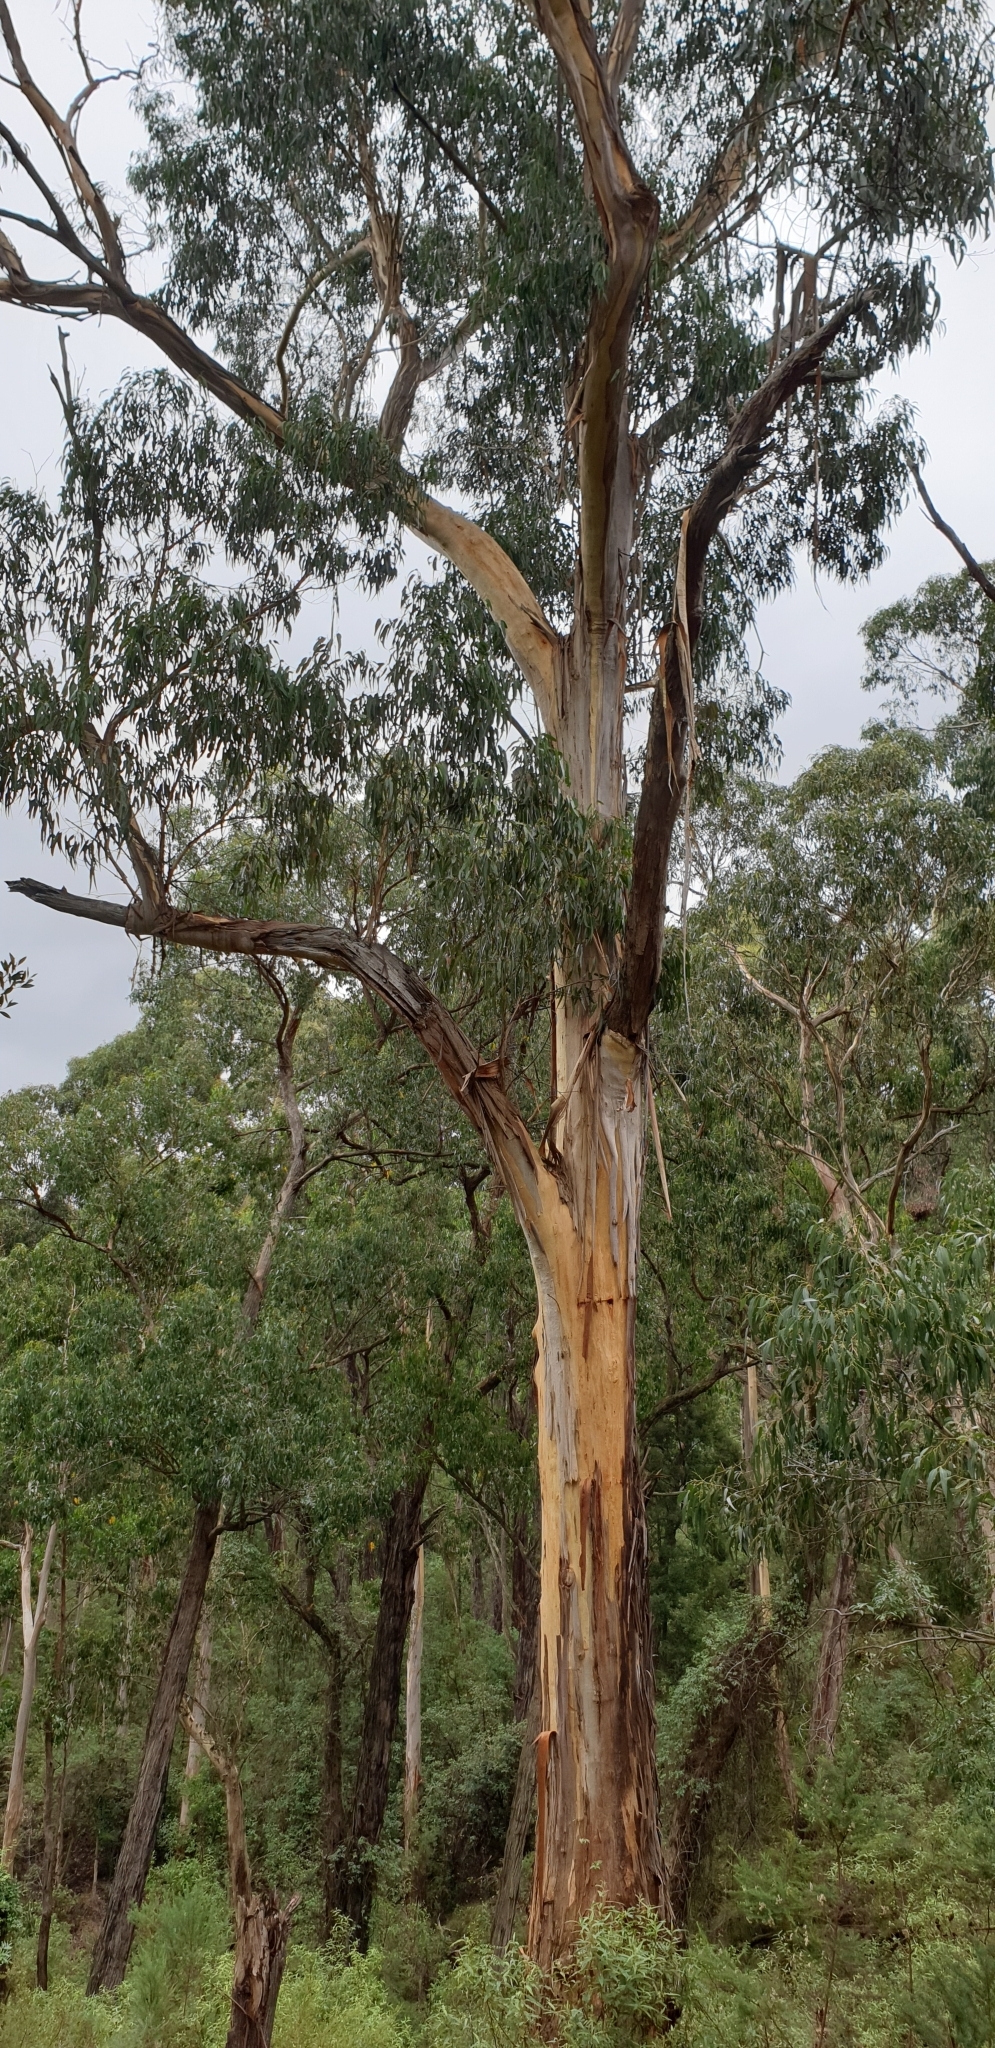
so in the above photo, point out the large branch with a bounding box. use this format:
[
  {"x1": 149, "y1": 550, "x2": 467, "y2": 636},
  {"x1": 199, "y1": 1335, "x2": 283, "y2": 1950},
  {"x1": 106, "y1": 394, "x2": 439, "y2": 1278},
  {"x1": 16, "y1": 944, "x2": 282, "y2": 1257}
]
[
  {"x1": 7, "y1": 875, "x2": 547, "y2": 1224},
  {"x1": 0, "y1": 286, "x2": 558, "y2": 735},
  {"x1": 534, "y1": 0, "x2": 659, "y2": 794},
  {"x1": 614, "y1": 290, "x2": 871, "y2": 1040}
]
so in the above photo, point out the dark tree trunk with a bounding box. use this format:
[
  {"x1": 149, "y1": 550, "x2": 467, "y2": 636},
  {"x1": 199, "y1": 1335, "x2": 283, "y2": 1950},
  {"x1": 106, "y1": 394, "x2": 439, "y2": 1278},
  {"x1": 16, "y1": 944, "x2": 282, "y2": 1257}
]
[
  {"x1": 510, "y1": 1517, "x2": 537, "y2": 1724},
  {"x1": 321, "y1": 1624, "x2": 346, "y2": 1941},
  {"x1": 87, "y1": 1501, "x2": 220, "y2": 1994},
  {"x1": 663, "y1": 1626, "x2": 783, "y2": 1926},
  {"x1": 227, "y1": 1893, "x2": 295, "y2": 2048},
  {"x1": 809, "y1": 1550, "x2": 856, "y2": 1761},
  {"x1": 327, "y1": 1478, "x2": 427, "y2": 1947},
  {"x1": 491, "y1": 1662, "x2": 541, "y2": 1952}
]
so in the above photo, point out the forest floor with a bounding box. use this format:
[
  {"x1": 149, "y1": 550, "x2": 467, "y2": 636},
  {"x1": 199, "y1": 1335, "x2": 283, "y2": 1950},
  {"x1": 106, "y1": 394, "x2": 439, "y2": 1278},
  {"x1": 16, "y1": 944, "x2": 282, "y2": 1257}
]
[{"x1": 1, "y1": 1632, "x2": 994, "y2": 2046}]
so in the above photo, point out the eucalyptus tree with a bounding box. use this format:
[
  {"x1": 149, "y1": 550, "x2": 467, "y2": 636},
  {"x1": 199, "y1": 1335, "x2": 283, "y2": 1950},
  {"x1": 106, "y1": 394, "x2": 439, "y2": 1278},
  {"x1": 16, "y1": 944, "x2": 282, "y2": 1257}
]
[
  {"x1": 863, "y1": 558, "x2": 995, "y2": 818},
  {"x1": 653, "y1": 726, "x2": 995, "y2": 1750},
  {"x1": 0, "y1": 958, "x2": 341, "y2": 1988},
  {"x1": 2, "y1": 0, "x2": 993, "y2": 1958}
]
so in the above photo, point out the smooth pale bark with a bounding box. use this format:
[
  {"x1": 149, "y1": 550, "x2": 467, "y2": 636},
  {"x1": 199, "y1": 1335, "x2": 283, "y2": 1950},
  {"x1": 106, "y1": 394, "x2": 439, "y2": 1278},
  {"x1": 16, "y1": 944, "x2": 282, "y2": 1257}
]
[
  {"x1": 36, "y1": 1538, "x2": 68, "y2": 1990},
  {"x1": 809, "y1": 1550, "x2": 856, "y2": 1760},
  {"x1": 178, "y1": 1614, "x2": 213, "y2": 1833},
  {"x1": 87, "y1": 1502, "x2": 220, "y2": 1993},
  {"x1": 519, "y1": 1025, "x2": 664, "y2": 1963},
  {"x1": 179, "y1": 1703, "x2": 298, "y2": 2048},
  {"x1": 403, "y1": 1546, "x2": 425, "y2": 1860},
  {"x1": 1, "y1": 1520, "x2": 58, "y2": 1874}
]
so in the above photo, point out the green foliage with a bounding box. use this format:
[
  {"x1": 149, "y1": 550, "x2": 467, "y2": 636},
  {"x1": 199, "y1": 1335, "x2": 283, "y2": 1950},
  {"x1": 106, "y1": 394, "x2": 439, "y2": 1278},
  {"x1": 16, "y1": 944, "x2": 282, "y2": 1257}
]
[{"x1": 0, "y1": 1873, "x2": 21, "y2": 1973}]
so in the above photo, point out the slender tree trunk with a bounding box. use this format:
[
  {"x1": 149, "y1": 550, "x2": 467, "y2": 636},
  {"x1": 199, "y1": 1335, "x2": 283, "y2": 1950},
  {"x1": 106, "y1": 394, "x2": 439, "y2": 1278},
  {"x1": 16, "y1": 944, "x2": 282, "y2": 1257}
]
[
  {"x1": 492, "y1": 1663, "x2": 541, "y2": 1952},
  {"x1": 178, "y1": 1703, "x2": 298, "y2": 2048},
  {"x1": 663, "y1": 1625, "x2": 784, "y2": 1924},
  {"x1": 115, "y1": 1559, "x2": 140, "y2": 1733},
  {"x1": 320, "y1": 1622, "x2": 346, "y2": 1941},
  {"x1": 742, "y1": 1368, "x2": 798, "y2": 1820},
  {"x1": 808, "y1": 1550, "x2": 856, "y2": 1761},
  {"x1": 86, "y1": 1502, "x2": 220, "y2": 1993},
  {"x1": 179, "y1": 1613, "x2": 213, "y2": 1833},
  {"x1": 36, "y1": 1538, "x2": 68, "y2": 1990},
  {"x1": 90, "y1": 980, "x2": 311, "y2": 1994},
  {"x1": 2, "y1": 1521, "x2": 58, "y2": 1874},
  {"x1": 403, "y1": 1545, "x2": 424, "y2": 1861},
  {"x1": 327, "y1": 1477, "x2": 427, "y2": 1947}
]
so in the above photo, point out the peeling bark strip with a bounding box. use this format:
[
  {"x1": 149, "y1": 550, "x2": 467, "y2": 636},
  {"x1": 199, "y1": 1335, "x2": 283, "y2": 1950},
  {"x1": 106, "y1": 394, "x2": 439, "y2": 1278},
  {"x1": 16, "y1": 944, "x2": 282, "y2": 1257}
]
[
  {"x1": 525, "y1": 1031, "x2": 666, "y2": 1962},
  {"x1": 86, "y1": 1503, "x2": 220, "y2": 1995}
]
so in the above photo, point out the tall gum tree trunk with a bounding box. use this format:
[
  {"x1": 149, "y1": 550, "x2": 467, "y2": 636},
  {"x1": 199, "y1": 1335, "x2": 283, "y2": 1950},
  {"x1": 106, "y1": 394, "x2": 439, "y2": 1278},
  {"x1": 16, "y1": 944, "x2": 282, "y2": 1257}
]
[
  {"x1": 524, "y1": 1026, "x2": 664, "y2": 1963},
  {"x1": 36, "y1": 1536, "x2": 68, "y2": 1990},
  {"x1": 178, "y1": 1701, "x2": 298, "y2": 2048},
  {"x1": 403, "y1": 1544, "x2": 424, "y2": 1861},
  {"x1": 179, "y1": 1613, "x2": 213, "y2": 1833}
]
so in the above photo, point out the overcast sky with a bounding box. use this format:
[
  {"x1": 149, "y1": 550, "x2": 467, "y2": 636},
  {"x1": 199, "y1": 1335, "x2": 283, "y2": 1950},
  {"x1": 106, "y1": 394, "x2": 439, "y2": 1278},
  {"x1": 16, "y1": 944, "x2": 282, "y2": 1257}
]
[{"x1": 2, "y1": 2, "x2": 993, "y2": 1093}]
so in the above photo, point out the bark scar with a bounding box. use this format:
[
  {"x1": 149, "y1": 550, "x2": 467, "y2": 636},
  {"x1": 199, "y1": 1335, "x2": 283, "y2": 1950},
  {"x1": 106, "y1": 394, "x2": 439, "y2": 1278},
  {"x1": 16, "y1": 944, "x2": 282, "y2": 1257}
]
[{"x1": 535, "y1": 1728, "x2": 556, "y2": 1906}]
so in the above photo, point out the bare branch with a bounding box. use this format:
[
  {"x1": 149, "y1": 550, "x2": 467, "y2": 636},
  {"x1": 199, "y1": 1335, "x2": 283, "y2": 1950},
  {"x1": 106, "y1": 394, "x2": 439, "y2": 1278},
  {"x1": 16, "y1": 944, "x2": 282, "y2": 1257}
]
[
  {"x1": 0, "y1": 0, "x2": 127, "y2": 281},
  {"x1": 641, "y1": 1355, "x2": 746, "y2": 1431},
  {"x1": 391, "y1": 80, "x2": 507, "y2": 229},
  {"x1": 909, "y1": 459, "x2": 995, "y2": 606}
]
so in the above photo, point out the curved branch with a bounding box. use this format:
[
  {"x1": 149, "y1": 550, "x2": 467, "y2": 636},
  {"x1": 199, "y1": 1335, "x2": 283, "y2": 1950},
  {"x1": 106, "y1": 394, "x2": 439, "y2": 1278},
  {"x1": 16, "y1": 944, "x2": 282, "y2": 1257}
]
[
  {"x1": 909, "y1": 459, "x2": 995, "y2": 606},
  {"x1": 7, "y1": 875, "x2": 548, "y2": 1225},
  {"x1": 614, "y1": 288, "x2": 872, "y2": 1040},
  {"x1": 0, "y1": 2, "x2": 127, "y2": 282}
]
